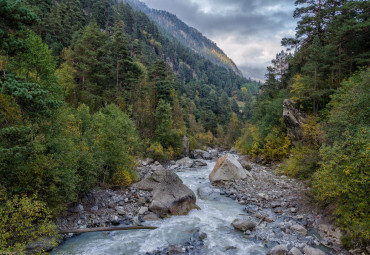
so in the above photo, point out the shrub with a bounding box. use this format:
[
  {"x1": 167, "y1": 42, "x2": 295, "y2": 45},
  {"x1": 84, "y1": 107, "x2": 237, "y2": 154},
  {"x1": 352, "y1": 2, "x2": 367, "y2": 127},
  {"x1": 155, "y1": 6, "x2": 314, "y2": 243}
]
[
  {"x1": 0, "y1": 187, "x2": 59, "y2": 254},
  {"x1": 279, "y1": 146, "x2": 320, "y2": 179},
  {"x1": 262, "y1": 127, "x2": 291, "y2": 161},
  {"x1": 312, "y1": 127, "x2": 369, "y2": 247}
]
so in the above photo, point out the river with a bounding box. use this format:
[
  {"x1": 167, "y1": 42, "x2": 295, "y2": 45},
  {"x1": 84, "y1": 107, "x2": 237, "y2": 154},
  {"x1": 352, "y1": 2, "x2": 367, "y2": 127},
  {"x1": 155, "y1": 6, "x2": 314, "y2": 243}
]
[{"x1": 52, "y1": 160, "x2": 267, "y2": 254}]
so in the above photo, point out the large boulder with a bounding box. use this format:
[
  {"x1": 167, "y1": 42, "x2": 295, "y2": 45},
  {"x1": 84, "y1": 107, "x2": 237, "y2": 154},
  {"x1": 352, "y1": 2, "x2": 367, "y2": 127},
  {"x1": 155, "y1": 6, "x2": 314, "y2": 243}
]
[
  {"x1": 232, "y1": 218, "x2": 256, "y2": 232},
  {"x1": 283, "y1": 99, "x2": 307, "y2": 145},
  {"x1": 176, "y1": 157, "x2": 194, "y2": 169},
  {"x1": 134, "y1": 170, "x2": 198, "y2": 217},
  {"x1": 190, "y1": 149, "x2": 212, "y2": 160},
  {"x1": 197, "y1": 186, "x2": 221, "y2": 201},
  {"x1": 209, "y1": 154, "x2": 252, "y2": 183}
]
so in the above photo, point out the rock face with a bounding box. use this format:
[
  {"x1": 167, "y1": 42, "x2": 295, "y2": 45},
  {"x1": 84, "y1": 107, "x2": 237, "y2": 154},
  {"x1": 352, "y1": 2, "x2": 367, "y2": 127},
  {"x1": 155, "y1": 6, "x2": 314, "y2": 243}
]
[
  {"x1": 283, "y1": 99, "x2": 306, "y2": 144},
  {"x1": 134, "y1": 170, "x2": 198, "y2": 217},
  {"x1": 182, "y1": 136, "x2": 189, "y2": 157},
  {"x1": 209, "y1": 154, "x2": 252, "y2": 183}
]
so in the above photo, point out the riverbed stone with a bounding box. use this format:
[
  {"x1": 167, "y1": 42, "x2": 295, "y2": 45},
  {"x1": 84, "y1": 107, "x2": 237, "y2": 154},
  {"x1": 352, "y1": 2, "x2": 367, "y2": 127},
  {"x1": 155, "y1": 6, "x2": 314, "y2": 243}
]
[
  {"x1": 190, "y1": 149, "x2": 212, "y2": 160},
  {"x1": 232, "y1": 218, "x2": 256, "y2": 232},
  {"x1": 291, "y1": 224, "x2": 307, "y2": 236},
  {"x1": 209, "y1": 154, "x2": 252, "y2": 183},
  {"x1": 142, "y1": 212, "x2": 160, "y2": 221},
  {"x1": 318, "y1": 224, "x2": 342, "y2": 245},
  {"x1": 194, "y1": 159, "x2": 207, "y2": 167},
  {"x1": 238, "y1": 155, "x2": 252, "y2": 170},
  {"x1": 176, "y1": 157, "x2": 194, "y2": 168},
  {"x1": 197, "y1": 186, "x2": 221, "y2": 201},
  {"x1": 268, "y1": 244, "x2": 288, "y2": 255},
  {"x1": 289, "y1": 247, "x2": 303, "y2": 255},
  {"x1": 134, "y1": 170, "x2": 198, "y2": 217},
  {"x1": 138, "y1": 206, "x2": 148, "y2": 215},
  {"x1": 302, "y1": 245, "x2": 327, "y2": 255}
]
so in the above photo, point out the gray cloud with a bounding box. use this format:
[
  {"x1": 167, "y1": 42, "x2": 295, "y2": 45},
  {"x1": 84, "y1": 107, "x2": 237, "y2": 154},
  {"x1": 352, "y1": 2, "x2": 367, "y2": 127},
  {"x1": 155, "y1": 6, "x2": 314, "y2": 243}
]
[{"x1": 141, "y1": 0, "x2": 296, "y2": 81}]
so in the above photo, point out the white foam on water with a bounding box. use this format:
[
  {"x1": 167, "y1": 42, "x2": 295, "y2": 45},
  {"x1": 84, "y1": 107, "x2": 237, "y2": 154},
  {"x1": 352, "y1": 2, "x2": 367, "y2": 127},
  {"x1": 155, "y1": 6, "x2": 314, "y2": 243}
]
[{"x1": 52, "y1": 161, "x2": 266, "y2": 255}]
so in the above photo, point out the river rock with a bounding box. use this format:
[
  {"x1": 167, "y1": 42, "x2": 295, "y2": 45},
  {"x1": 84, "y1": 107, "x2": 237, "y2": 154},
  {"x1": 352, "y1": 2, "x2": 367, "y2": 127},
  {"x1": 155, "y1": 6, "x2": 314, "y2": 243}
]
[
  {"x1": 142, "y1": 212, "x2": 160, "y2": 221},
  {"x1": 168, "y1": 244, "x2": 184, "y2": 254},
  {"x1": 318, "y1": 224, "x2": 342, "y2": 245},
  {"x1": 26, "y1": 237, "x2": 58, "y2": 254},
  {"x1": 194, "y1": 159, "x2": 207, "y2": 167},
  {"x1": 291, "y1": 224, "x2": 307, "y2": 236},
  {"x1": 268, "y1": 245, "x2": 288, "y2": 255},
  {"x1": 138, "y1": 207, "x2": 148, "y2": 215},
  {"x1": 176, "y1": 157, "x2": 194, "y2": 168},
  {"x1": 197, "y1": 186, "x2": 221, "y2": 201},
  {"x1": 190, "y1": 149, "x2": 212, "y2": 160},
  {"x1": 283, "y1": 99, "x2": 307, "y2": 145},
  {"x1": 302, "y1": 245, "x2": 327, "y2": 255},
  {"x1": 232, "y1": 218, "x2": 256, "y2": 232},
  {"x1": 209, "y1": 154, "x2": 252, "y2": 183},
  {"x1": 238, "y1": 155, "x2": 252, "y2": 170},
  {"x1": 289, "y1": 247, "x2": 303, "y2": 255},
  {"x1": 141, "y1": 158, "x2": 154, "y2": 166},
  {"x1": 134, "y1": 170, "x2": 198, "y2": 217},
  {"x1": 150, "y1": 162, "x2": 166, "y2": 171}
]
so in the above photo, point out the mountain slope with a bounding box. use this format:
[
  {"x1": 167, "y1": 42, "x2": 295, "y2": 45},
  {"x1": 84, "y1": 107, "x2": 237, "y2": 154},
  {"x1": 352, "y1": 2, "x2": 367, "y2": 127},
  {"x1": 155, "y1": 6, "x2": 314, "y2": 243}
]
[{"x1": 126, "y1": 0, "x2": 243, "y2": 76}]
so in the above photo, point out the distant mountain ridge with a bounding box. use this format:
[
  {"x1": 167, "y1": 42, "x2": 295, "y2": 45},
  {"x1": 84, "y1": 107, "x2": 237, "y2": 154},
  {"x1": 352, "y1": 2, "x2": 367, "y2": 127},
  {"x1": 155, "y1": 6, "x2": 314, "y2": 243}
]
[{"x1": 126, "y1": 0, "x2": 243, "y2": 76}]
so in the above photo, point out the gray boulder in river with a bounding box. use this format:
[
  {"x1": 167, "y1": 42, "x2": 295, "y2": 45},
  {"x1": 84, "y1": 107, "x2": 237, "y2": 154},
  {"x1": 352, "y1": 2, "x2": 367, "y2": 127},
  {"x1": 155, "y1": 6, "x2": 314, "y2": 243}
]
[
  {"x1": 134, "y1": 170, "x2": 199, "y2": 217},
  {"x1": 209, "y1": 154, "x2": 252, "y2": 183},
  {"x1": 190, "y1": 149, "x2": 212, "y2": 160}
]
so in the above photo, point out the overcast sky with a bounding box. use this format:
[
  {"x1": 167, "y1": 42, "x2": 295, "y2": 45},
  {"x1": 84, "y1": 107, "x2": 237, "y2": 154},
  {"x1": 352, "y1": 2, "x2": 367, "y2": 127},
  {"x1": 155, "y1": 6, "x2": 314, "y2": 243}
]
[{"x1": 140, "y1": 0, "x2": 297, "y2": 81}]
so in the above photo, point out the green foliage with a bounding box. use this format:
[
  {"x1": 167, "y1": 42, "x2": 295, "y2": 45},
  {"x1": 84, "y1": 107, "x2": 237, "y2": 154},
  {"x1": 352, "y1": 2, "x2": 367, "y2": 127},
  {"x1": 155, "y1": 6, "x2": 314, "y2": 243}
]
[
  {"x1": 235, "y1": 123, "x2": 262, "y2": 157},
  {"x1": 0, "y1": 0, "x2": 39, "y2": 55},
  {"x1": 147, "y1": 142, "x2": 174, "y2": 161},
  {"x1": 262, "y1": 127, "x2": 290, "y2": 161},
  {"x1": 92, "y1": 104, "x2": 140, "y2": 184},
  {"x1": 8, "y1": 29, "x2": 59, "y2": 95},
  {"x1": 0, "y1": 187, "x2": 59, "y2": 253},
  {"x1": 279, "y1": 146, "x2": 320, "y2": 179},
  {"x1": 312, "y1": 70, "x2": 370, "y2": 247}
]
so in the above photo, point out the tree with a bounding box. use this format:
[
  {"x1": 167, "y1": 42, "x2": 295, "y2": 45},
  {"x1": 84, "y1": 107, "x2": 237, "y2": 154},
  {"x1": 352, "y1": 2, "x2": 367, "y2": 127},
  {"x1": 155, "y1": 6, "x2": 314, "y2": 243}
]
[
  {"x1": 111, "y1": 21, "x2": 141, "y2": 105},
  {"x1": 71, "y1": 21, "x2": 108, "y2": 107},
  {"x1": 0, "y1": 0, "x2": 39, "y2": 57}
]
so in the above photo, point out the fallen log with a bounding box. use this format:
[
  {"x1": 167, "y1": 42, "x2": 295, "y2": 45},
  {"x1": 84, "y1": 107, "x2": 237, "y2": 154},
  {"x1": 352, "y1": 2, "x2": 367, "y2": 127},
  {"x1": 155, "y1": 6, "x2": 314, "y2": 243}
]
[{"x1": 59, "y1": 226, "x2": 157, "y2": 234}]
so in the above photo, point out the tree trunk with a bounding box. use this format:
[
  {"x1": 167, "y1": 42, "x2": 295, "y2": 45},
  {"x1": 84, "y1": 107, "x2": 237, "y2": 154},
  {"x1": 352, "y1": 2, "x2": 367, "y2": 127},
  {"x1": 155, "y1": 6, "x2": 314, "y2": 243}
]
[{"x1": 59, "y1": 226, "x2": 157, "y2": 234}]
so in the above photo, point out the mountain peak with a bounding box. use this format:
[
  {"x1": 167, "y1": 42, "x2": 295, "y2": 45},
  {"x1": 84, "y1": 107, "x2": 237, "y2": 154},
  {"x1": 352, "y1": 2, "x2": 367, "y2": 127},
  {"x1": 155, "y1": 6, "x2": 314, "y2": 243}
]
[{"x1": 126, "y1": 0, "x2": 243, "y2": 76}]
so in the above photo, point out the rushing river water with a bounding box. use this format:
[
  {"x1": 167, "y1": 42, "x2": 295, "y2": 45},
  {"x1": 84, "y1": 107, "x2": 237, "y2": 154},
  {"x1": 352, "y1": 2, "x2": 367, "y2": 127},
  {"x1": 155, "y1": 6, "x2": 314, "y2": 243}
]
[{"x1": 52, "y1": 161, "x2": 266, "y2": 255}]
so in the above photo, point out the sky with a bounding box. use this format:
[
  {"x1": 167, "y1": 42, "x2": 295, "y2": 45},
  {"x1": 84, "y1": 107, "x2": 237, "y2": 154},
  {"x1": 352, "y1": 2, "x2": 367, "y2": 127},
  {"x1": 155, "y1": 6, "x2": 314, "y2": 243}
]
[{"x1": 140, "y1": 0, "x2": 297, "y2": 81}]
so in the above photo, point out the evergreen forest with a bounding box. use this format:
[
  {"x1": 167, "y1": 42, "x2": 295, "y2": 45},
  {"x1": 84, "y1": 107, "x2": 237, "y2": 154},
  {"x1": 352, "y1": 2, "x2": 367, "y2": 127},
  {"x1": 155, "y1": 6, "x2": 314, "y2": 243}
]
[{"x1": 0, "y1": 0, "x2": 369, "y2": 253}]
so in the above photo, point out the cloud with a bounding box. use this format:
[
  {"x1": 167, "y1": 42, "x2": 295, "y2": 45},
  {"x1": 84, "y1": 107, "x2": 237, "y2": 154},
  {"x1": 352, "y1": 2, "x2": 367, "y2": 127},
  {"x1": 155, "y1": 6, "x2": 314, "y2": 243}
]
[{"x1": 141, "y1": 0, "x2": 297, "y2": 81}]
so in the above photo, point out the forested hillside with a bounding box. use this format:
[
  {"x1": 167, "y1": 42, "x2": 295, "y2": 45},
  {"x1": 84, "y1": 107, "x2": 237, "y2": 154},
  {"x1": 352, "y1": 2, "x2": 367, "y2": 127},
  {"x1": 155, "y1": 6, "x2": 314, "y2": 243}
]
[
  {"x1": 126, "y1": 0, "x2": 243, "y2": 76},
  {"x1": 0, "y1": 0, "x2": 259, "y2": 252},
  {"x1": 236, "y1": 0, "x2": 369, "y2": 249}
]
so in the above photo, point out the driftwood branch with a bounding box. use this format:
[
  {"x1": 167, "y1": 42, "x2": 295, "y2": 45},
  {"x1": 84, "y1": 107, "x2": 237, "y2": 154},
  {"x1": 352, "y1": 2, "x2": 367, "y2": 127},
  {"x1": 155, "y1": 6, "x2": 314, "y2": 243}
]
[{"x1": 59, "y1": 226, "x2": 157, "y2": 234}]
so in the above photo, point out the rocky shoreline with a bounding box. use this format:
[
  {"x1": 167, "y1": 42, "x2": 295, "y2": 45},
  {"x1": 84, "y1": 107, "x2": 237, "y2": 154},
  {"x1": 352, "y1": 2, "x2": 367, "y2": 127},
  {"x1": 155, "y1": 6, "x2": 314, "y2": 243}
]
[
  {"x1": 54, "y1": 148, "x2": 349, "y2": 255},
  {"x1": 210, "y1": 155, "x2": 346, "y2": 255}
]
